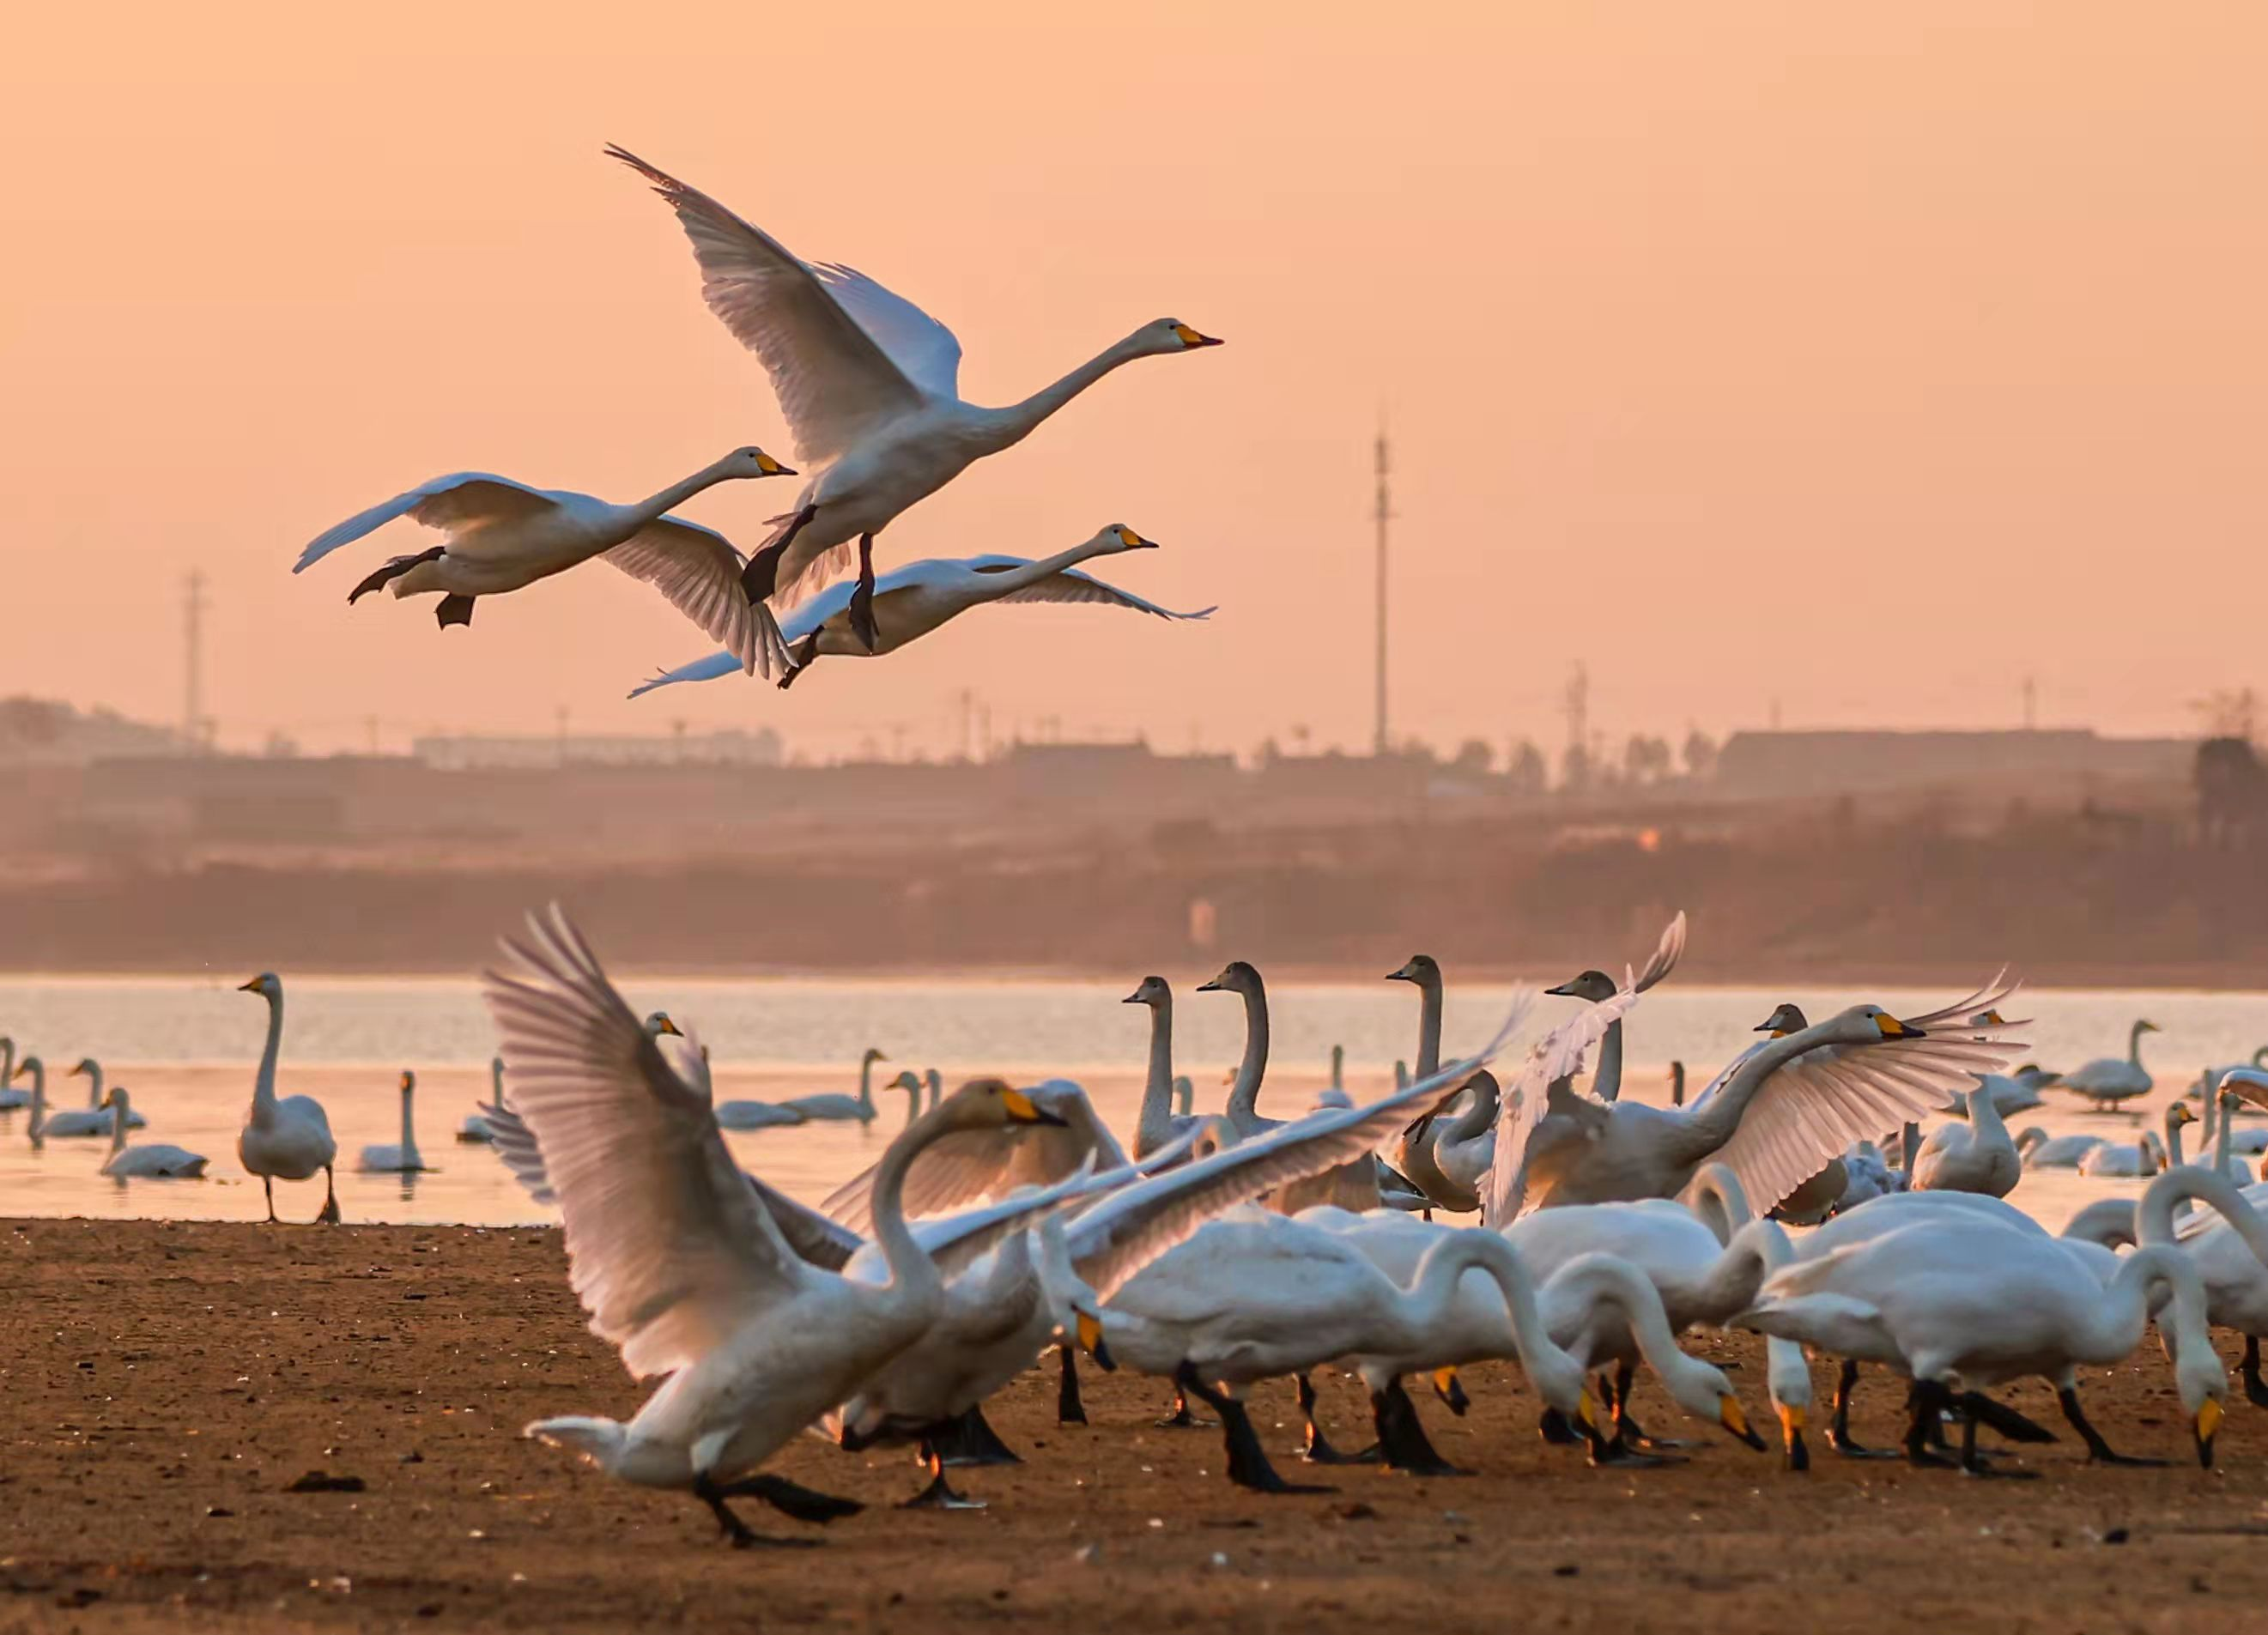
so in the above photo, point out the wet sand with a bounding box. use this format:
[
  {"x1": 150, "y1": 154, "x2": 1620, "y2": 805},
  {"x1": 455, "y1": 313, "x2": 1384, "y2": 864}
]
[{"x1": 4, "y1": 1220, "x2": 2267, "y2": 1633}]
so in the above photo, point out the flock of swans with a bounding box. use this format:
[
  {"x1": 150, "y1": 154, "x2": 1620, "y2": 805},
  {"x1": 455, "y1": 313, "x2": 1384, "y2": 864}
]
[{"x1": 293, "y1": 146, "x2": 1220, "y2": 689}]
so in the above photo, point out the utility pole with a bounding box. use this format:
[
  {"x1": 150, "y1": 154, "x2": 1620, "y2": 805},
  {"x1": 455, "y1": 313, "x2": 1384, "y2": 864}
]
[
  {"x1": 1562, "y1": 661, "x2": 1588, "y2": 765},
  {"x1": 1373, "y1": 420, "x2": 1393, "y2": 757},
  {"x1": 182, "y1": 570, "x2": 207, "y2": 754},
  {"x1": 2022, "y1": 675, "x2": 2037, "y2": 730}
]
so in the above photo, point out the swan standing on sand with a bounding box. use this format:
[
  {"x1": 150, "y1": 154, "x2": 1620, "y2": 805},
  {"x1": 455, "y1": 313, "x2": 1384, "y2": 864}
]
[
  {"x1": 776, "y1": 1048, "x2": 889, "y2": 1124},
  {"x1": 634, "y1": 536, "x2": 1213, "y2": 693},
  {"x1": 294, "y1": 448, "x2": 797, "y2": 675},
  {"x1": 2060, "y1": 1019, "x2": 2159, "y2": 1111},
  {"x1": 67, "y1": 1060, "x2": 146, "y2": 1128},
  {"x1": 606, "y1": 144, "x2": 1222, "y2": 655},
  {"x1": 459, "y1": 1057, "x2": 508, "y2": 1142},
  {"x1": 1741, "y1": 1168, "x2": 2230, "y2": 1472},
  {"x1": 14, "y1": 1057, "x2": 122, "y2": 1137},
  {"x1": 98, "y1": 1089, "x2": 207, "y2": 1179},
  {"x1": 486, "y1": 904, "x2": 1068, "y2": 1547},
  {"x1": 357, "y1": 1070, "x2": 431, "y2": 1173},
  {"x1": 1125, "y1": 976, "x2": 1204, "y2": 1159},
  {"x1": 1489, "y1": 982, "x2": 2021, "y2": 1220},
  {"x1": 236, "y1": 974, "x2": 341, "y2": 1224},
  {"x1": 1911, "y1": 1083, "x2": 2022, "y2": 1197}
]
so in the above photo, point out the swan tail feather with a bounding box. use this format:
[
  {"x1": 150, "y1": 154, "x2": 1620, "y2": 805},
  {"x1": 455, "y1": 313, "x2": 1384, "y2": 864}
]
[{"x1": 525, "y1": 1415, "x2": 628, "y2": 1470}]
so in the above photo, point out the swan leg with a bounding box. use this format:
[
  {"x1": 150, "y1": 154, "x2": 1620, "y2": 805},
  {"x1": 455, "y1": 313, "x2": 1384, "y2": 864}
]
[
  {"x1": 1175, "y1": 1365, "x2": 1331, "y2": 1495},
  {"x1": 1609, "y1": 1359, "x2": 1696, "y2": 1451},
  {"x1": 1155, "y1": 1382, "x2": 1215, "y2": 1430},
  {"x1": 314, "y1": 1166, "x2": 340, "y2": 1226},
  {"x1": 849, "y1": 534, "x2": 880, "y2": 652},
  {"x1": 1537, "y1": 1406, "x2": 1585, "y2": 1445},
  {"x1": 901, "y1": 1442, "x2": 985, "y2": 1511},
  {"x1": 2056, "y1": 1386, "x2": 2162, "y2": 1467},
  {"x1": 347, "y1": 546, "x2": 445, "y2": 604},
  {"x1": 716, "y1": 1473, "x2": 862, "y2": 1525},
  {"x1": 1057, "y1": 1345, "x2": 1089, "y2": 1426},
  {"x1": 261, "y1": 1173, "x2": 278, "y2": 1225},
  {"x1": 693, "y1": 1474, "x2": 822, "y2": 1548},
  {"x1": 933, "y1": 1406, "x2": 1021, "y2": 1468},
  {"x1": 1296, "y1": 1372, "x2": 1377, "y2": 1466},
  {"x1": 1827, "y1": 1359, "x2": 1895, "y2": 1458},
  {"x1": 434, "y1": 594, "x2": 476, "y2": 628},
  {"x1": 2245, "y1": 1336, "x2": 2268, "y2": 1409},
  {"x1": 1957, "y1": 1402, "x2": 2038, "y2": 1480},
  {"x1": 741, "y1": 507, "x2": 816, "y2": 603},
  {"x1": 1902, "y1": 1381, "x2": 1960, "y2": 1469},
  {"x1": 1369, "y1": 1379, "x2": 1470, "y2": 1477}
]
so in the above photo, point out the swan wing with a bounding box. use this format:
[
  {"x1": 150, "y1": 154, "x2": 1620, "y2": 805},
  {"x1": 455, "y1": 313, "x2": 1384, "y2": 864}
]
[
  {"x1": 1481, "y1": 987, "x2": 1640, "y2": 1225},
  {"x1": 974, "y1": 562, "x2": 1217, "y2": 621},
  {"x1": 1066, "y1": 995, "x2": 1531, "y2": 1302},
  {"x1": 602, "y1": 517, "x2": 781, "y2": 678},
  {"x1": 821, "y1": 1081, "x2": 1125, "y2": 1236},
  {"x1": 1705, "y1": 1020, "x2": 2022, "y2": 1216},
  {"x1": 476, "y1": 1093, "x2": 557, "y2": 1207},
  {"x1": 1631, "y1": 911, "x2": 1688, "y2": 993},
  {"x1": 294, "y1": 474, "x2": 553, "y2": 572},
  {"x1": 482, "y1": 905, "x2": 810, "y2": 1381},
  {"x1": 805, "y1": 260, "x2": 963, "y2": 400},
  {"x1": 606, "y1": 146, "x2": 926, "y2": 465}
]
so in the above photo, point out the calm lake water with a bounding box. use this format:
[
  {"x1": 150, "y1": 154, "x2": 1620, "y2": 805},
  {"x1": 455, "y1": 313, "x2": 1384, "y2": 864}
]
[{"x1": 1, "y1": 974, "x2": 2259, "y2": 1230}]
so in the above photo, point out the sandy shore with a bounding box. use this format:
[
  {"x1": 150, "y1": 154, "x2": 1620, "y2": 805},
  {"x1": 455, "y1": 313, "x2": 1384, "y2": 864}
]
[{"x1": 6, "y1": 1220, "x2": 2268, "y2": 1632}]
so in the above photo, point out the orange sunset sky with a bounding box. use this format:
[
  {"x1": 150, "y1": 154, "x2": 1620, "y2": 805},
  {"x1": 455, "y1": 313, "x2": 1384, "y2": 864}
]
[{"x1": 3, "y1": 2, "x2": 2262, "y2": 761}]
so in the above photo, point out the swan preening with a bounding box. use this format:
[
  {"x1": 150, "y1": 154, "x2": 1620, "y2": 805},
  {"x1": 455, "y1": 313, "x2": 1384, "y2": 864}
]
[
  {"x1": 296, "y1": 449, "x2": 797, "y2": 675},
  {"x1": 633, "y1": 535, "x2": 1214, "y2": 693},
  {"x1": 607, "y1": 144, "x2": 1220, "y2": 656}
]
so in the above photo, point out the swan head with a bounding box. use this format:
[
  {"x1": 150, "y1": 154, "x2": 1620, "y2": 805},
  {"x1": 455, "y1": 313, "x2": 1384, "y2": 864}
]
[
  {"x1": 1544, "y1": 968, "x2": 1616, "y2": 1002},
  {"x1": 2138, "y1": 1020, "x2": 2162, "y2": 1035},
  {"x1": 68, "y1": 1057, "x2": 98, "y2": 1079},
  {"x1": 1386, "y1": 954, "x2": 1442, "y2": 987},
  {"x1": 941, "y1": 1077, "x2": 1069, "y2": 1130},
  {"x1": 1754, "y1": 1002, "x2": 1810, "y2": 1037},
  {"x1": 1819, "y1": 1005, "x2": 1925, "y2": 1045},
  {"x1": 1196, "y1": 960, "x2": 1262, "y2": 997},
  {"x1": 1093, "y1": 523, "x2": 1155, "y2": 554},
  {"x1": 2168, "y1": 1101, "x2": 2199, "y2": 1132},
  {"x1": 9, "y1": 1055, "x2": 34, "y2": 1082},
  {"x1": 886, "y1": 1069, "x2": 922, "y2": 1094},
  {"x1": 642, "y1": 1012, "x2": 682, "y2": 1039},
  {"x1": 238, "y1": 973, "x2": 282, "y2": 1000},
  {"x1": 397, "y1": 1069, "x2": 416, "y2": 1096},
  {"x1": 1141, "y1": 318, "x2": 1224, "y2": 354},
  {"x1": 1124, "y1": 975, "x2": 1171, "y2": 1008},
  {"x1": 720, "y1": 445, "x2": 794, "y2": 479},
  {"x1": 2217, "y1": 1066, "x2": 2268, "y2": 1112}
]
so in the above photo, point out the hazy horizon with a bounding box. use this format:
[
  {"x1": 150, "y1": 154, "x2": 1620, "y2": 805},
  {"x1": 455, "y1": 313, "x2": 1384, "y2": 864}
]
[{"x1": 6, "y1": 2, "x2": 2262, "y2": 761}]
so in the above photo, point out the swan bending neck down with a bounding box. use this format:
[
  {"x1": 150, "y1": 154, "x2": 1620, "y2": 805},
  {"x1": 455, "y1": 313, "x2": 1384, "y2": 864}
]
[{"x1": 494, "y1": 905, "x2": 1069, "y2": 1547}]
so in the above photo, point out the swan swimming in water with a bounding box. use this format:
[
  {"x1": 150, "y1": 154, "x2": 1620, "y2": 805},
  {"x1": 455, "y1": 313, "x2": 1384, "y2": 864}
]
[
  {"x1": 357, "y1": 1070, "x2": 432, "y2": 1173},
  {"x1": 98, "y1": 1089, "x2": 207, "y2": 1179},
  {"x1": 235, "y1": 974, "x2": 341, "y2": 1224},
  {"x1": 65, "y1": 1060, "x2": 147, "y2": 1129},
  {"x1": 774, "y1": 1048, "x2": 889, "y2": 1125},
  {"x1": 606, "y1": 143, "x2": 1222, "y2": 656},
  {"x1": 486, "y1": 904, "x2": 1070, "y2": 1547},
  {"x1": 15, "y1": 1057, "x2": 123, "y2": 1138},
  {"x1": 459, "y1": 1057, "x2": 508, "y2": 1141}
]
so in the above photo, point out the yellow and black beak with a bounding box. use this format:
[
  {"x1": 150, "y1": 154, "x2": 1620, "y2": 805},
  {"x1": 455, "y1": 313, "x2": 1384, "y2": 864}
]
[
  {"x1": 1430, "y1": 1366, "x2": 1470, "y2": 1417},
  {"x1": 1874, "y1": 1014, "x2": 1925, "y2": 1040},
  {"x1": 237, "y1": 978, "x2": 264, "y2": 994},
  {"x1": 1575, "y1": 1390, "x2": 1598, "y2": 1432},
  {"x1": 1978, "y1": 1009, "x2": 2006, "y2": 1026},
  {"x1": 2197, "y1": 1397, "x2": 2223, "y2": 1468},
  {"x1": 652, "y1": 1014, "x2": 682, "y2": 1037},
  {"x1": 1173, "y1": 323, "x2": 1223, "y2": 348},
  {"x1": 1075, "y1": 1307, "x2": 1115, "y2": 1372},
  {"x1": 1001, "y1": 1088, "x2": 1068, "y2": 1127},
  {"x1": 1778, "y1": 1402, "x2": 1810, "y2": 1472},
  {"x1": 1720, "y1": 1394, "x2": 1767, "y2": 1450},
  {"x1": 755, "y1": 451, "x2": 794, "y2": 476}
]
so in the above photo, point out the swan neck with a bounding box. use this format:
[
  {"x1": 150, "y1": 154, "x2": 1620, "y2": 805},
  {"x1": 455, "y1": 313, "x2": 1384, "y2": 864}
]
[
  {"x1": 1225, "y1": 981, "x2": 1271, "y2": 1128},
  {"x1": 632, "y1": 464, "x2": 732, "y2": 527},
  {"x1": 1967, "y1": 1085, "x2": 2010, "y2": 1145},
  {"x1": 973, "y1": 537, "x2": 1122, "y2": 600},
  {"x1": 252, "y1": 992, "x2": 284, "y2": 1122},
  {"x1": 864, "y1": 1106, "x2": 956, "y2": 1310},
  {"x1": 1673, "y1": 1032, "x2": 1809, "y2": 1165},
  {"x1": 109, "y1": 1095, "x2": 129, "y2": 1154},
  {"x1": 1135, "y1": 995, "x2": 1175, "y2": 1154},
  {"x1": 858, "y1": 1053, "x2": 876, "y2": 1114},
  {"x1": 1414, "y1": 974, "x2": 1443, "y2": 1080},
  {"x1": 2128, "y1": 1020, "x2": 2149, "y2": 1064},
  {"x1": 1441, "y1": 1077, "x2": 1500, "y2": 1143},
  {"x1": 82, "y1": 1061, "x2": 103, "y2": 1108},
  {"x1": 995, "y1": 338, "x2": 1142, "y2": 442},
  {"x1": 400, "y1": 1085, "x2": 418, "y2": 1160},
  {"x1": 2136, "y1": 1166, "x2": 2268, "y2": 1269}
]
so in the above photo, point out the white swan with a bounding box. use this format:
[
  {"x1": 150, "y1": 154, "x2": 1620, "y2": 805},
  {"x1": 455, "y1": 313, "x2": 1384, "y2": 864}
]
[
  {"x1": 357, "y1": 1070, "x2": 432, "y2": 1173},
  {"x1": 774, "y1": 1047, "x2": 889, "y2": 1124},
  {"x1": 2190, "y1": 1048, "x2": 2268, "y2": 1102},
  {"x1": 820, "y1": 1078, "x2": 1131, "y2": 1237},
  {"x1": 606, "y1": 144, "x2": 1222, "y2": 654},
  {"x1": 294, "y1": 448, "x2": 796, "y2": 675},
  {"x1": 15, "y1": 1057, "x2": 122, "y2": 1137},
  {"x1": 1198, "y1": 961, "x2": 1283, "y2": 1137},
  {"x1": 98, "y1": 1089, "x2": 207, "y2": 1178},
  {"x1": 632, "y1": 535, "x2": 1212, "y2": 693},
  {"x1": 832, "y1": 1037, "x2": 1525, "y2": 1499},
  {"x1": 1741, "y1": 1167, "x2": 2229, "y2": 1471},
  {"x1": 0, "y1": 1037, "x2": 23, "y2": 1111},
  {"x1": 1910, "y1": 1083, "x2": 2022, "y2": 1197},
  {"x1": 1124, "y1": 975, "x2": 1204, "y2": 1159},
  {"x1": 66, "y1": 1059, "x2": 147, "y2": 1128},
  {"x1": 1488, "y1": 980, "x2": 2021, "y2": 1220},
  {"x1": 713, "y1": 1079, "x2": 808, "y2": 1131},
  {"x1": 486, "y1": 903, "x2": 1067, "y2": 1547},
  {"x1": 235, "y1": 974, "x2": 340, "y2": 1224},
  {"x1": 2077, "y1": 1115, "x2": 2170, "y2": 1178},
  {"x1": 2059, "y1": 1019, "x2": 2158, "y2": 1110},
  {"x1": 459, "y1": 1057, "x2": 507, "y2": 1141},
  {"x1": 2015, "y1": 1127, "x2": 2105, "y2": 1169},
  {"x1": 2197, "y1": 1078, "x2": 2268, "y2": 1158}
]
